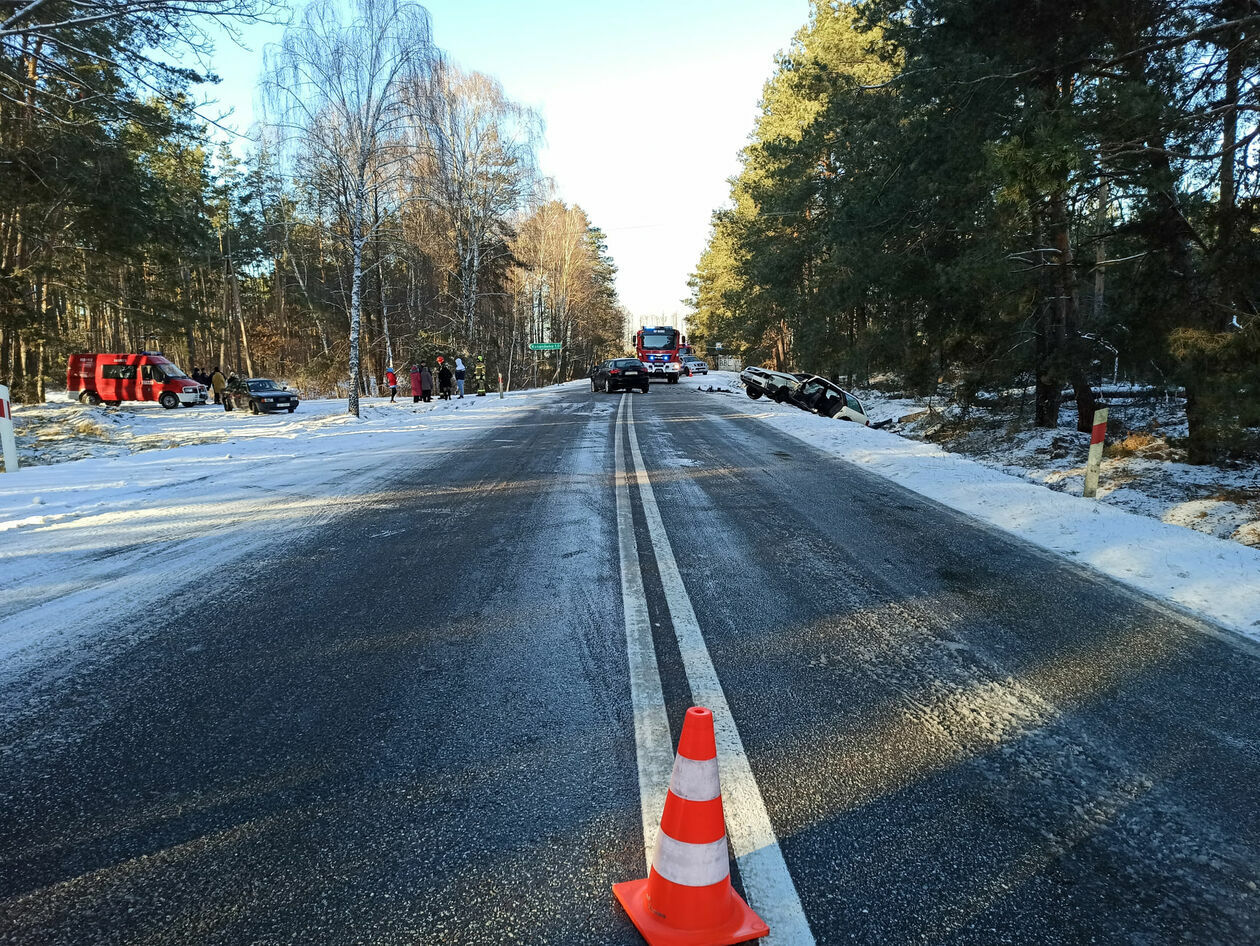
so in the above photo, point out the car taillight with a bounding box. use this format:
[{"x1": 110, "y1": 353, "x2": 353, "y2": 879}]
[{"x1": 610, "y1": 368, "x2": 621, "y2": 375}]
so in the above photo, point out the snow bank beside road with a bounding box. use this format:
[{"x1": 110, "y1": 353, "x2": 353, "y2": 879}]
[
  {"x1": 0, "y1": 390, "x2": 568, "y2": 676},
  {"x1": 703, "y1": 372, "x2": 1260, "y2": 641}
]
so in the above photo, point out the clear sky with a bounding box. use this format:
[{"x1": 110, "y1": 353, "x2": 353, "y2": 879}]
[{"x1": 201, "y1": 0, "x2": 809, "y2": 322}]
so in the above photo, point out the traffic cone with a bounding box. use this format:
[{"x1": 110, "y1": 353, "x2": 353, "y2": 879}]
[{"x1": 613, "y1": 707, "x2": 769, "y2": 946}]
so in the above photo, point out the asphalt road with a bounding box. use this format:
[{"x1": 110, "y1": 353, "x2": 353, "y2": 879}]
[{"x1": 1, "y1": 382, "x2": 1257, "y2": 945}]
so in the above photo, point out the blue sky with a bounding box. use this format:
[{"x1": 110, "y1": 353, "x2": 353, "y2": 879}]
[{"x1": 201, "y1": 0, "x2": 809, "y2": 320}]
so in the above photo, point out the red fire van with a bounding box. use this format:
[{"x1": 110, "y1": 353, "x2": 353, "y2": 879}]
[{"x1": 67, "y1": 352, "x2": 208, "y2": 408}]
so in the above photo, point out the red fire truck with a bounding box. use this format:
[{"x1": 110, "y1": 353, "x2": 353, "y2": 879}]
[
  {"x1": 633, "y1": 326, "x2": 690, "y2": 383},
  {"x1": 67, "y1": 351, "x2": 208, "y2": 408}
]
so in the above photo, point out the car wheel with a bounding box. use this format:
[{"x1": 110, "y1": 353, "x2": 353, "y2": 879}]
[
  {"x1": 288, "y1": 406, "x2": 297, "y2": 413},
  {"x1": 667, "y1": 375, "x2": 678, "y2": 384},
  {"x1": 159, "y1": 392, "x2": 179, "y2": 409},
  {"x1": 83, "y1": 392, "x2": 101, "y2": 405},
  {"x1": 640, "y1": 384, "x2": 649, "y2": 393},
  {"x1": 746, "y1": 388, "x2": 762, "y2": 400},
  {"x1": 106, "y1": 400, "x2": 121, "y2": 407},
  {"x1": 248, "y1": 399, "x2": 260, "y2": 414}
]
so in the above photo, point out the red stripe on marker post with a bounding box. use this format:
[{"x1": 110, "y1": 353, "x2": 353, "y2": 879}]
[{"x1": 1084, "y1": 407, "x2": 1108, "y2": 497}]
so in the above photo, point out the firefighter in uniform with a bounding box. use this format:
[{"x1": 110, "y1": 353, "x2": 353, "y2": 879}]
[{"x1": 474, "y1": 355, "x2": 487, "y2": 396}]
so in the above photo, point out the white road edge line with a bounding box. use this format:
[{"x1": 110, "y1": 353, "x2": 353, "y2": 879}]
[
  {"x1": 614, "y1": 394, "x2": 674, "y2": 862},
  {"x1": 625, "y1": 395, "x2": 816, "y2": 945}
]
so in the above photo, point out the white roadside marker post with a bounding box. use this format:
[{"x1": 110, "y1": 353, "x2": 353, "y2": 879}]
[
  {"x1": 1083, "y1": 406, "x2": 1108, "y2": 498},
  {"x1": 498, "y1": 373, "x2": 503, "y2": 398},
  {"x1": 0, "y1": 384, "x2": 18, "y2": 473}
]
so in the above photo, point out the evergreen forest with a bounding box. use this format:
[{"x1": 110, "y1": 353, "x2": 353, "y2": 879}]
[
  {"x1": 690, "y1": 0, "x2": 1260, "y2": 462},
  {"x1": 0, "y1": 0, "x2": 626, "y2": 415}
]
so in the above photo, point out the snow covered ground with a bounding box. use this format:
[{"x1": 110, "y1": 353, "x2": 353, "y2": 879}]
[
  {"x1": 0, "y1": 390, "x2": 567, "y2": 677},
  {"x1": 855, "y1": 385, "x2": 1260, "y2": 549},
  {"x1": 698, "y1": 371, "x2": 1260, "y2": 642}
]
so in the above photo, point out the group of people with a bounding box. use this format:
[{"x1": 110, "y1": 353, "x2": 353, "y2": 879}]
[
  {"x1": 386, "y1": 356, "x2": 484, "y2": 403},
  {"x1": 188, "y1": 358, "x2": 485, "y2": 408},
  {"x1": 191, "y1": 367, "x2": 229, "y2": 405}
]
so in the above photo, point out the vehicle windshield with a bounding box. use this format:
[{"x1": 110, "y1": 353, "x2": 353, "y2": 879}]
[
  {"x1": 639, "y1": 331, "x2": 678, "y2": 350},
  {"x1": 614, "y1": 359, "x2": 642, "y2": 368},
  {"x1": 156, "y1": 361, "x2": 187, "y2": 378},
  {"x1": 247, "y1": 379, "x2": 282, "y2": 392}
]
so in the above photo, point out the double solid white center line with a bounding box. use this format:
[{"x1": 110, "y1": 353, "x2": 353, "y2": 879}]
[{"x1": 613, "y1": 394, "x2": 814, "y2": 944}]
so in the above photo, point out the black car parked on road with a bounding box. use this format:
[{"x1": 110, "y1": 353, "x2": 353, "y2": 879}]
[
  {"x1": 591, "y1": 358, "x2": 650, "y2": 394},
  {"x1": 224, "y1": 377, "x2": 300, "y2": 413}
]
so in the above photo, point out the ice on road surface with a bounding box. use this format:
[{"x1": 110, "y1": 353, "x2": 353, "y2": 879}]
[
  {"x1": 0, "y1": 390, "x2": 566, "y2": 676},
  {"x1": 699, "y1": 372, "x2": 1260, "y2": 642},
  {"x1": 4, "y1": 375, "x2": 1258, "y2": 688}
]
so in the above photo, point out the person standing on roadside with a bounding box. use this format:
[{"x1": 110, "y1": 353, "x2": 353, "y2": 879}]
[
  {"x1": 437, "y1": 359, "x2": 453, "y2": 400},
  {"x1": 410, "y1": 364, "x2": 422, "y2": 403},
  {"x1": 474, "y1": 355, "x2": 487, "y2": 396},
  {"x1": 420, "y1": 363, "x2": 434, "y2": 402},
  {"x1": 210, "y1": 366, "x2": 226, "y2": 405},
  {"x1": 385, "y1": 366, "x2": 398, "y2": 402},
  {"x1": 454, "y1": 357, "x2": 466, "y2": 398}
]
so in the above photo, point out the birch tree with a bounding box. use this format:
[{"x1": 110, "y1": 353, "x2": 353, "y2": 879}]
[
  {"x1": 262, "y1": 0, "x2": 435, "y2": 415},
  {"x1": 416, "y1": 65, "x2": 541, "y2": 340},
  {"x1": 511, "y1": 200, "x2": 622, "y2": 382}
]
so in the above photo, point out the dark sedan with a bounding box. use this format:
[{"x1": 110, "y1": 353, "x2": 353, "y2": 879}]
[
  {"x1": 591, "y1": 358, "x2": 650, "y2": 393},
  {"x1": 224, "y1": 377, "x2": 300, "y2": 413}
]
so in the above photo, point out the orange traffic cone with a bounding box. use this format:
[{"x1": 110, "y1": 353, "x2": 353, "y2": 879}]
[{"x1": 613, "y1": 707, "x2": 769, "y2": 946}]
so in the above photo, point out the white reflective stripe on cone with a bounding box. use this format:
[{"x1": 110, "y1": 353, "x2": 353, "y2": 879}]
[
  {"x1": 652, "y1": 833, "x2": 730, "y2": 888},
  {"x1": 669, "y1": 755, "x2": 721, "y2": 803}
]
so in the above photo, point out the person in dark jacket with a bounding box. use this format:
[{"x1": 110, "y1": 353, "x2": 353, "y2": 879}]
[
  {"x1": 223, "y1": 373, "x2": 239, "y2": 411},
  {"x1": 410, "y1": 365, "x2": 422, "y2": 403},
  {"x1": 437, "y1": 360, "x2": 453, "y2": 400},
  {"x1": 420, "y1": 364, "x2": 434, "y2": 402}
]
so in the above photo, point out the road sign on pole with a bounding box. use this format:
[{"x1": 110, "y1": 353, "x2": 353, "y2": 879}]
[
  {"x1": 0, "y1": 384, "x2": 18, "y2": 473},
  {"x1": 1083, "y1": 407, "x2": 1108, "y2": 498},
  {"x1": 528, "y1": 342, "x2": 562, "y2": 351}
]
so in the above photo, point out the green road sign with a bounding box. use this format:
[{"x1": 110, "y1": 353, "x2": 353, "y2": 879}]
[{"x1": 528, "y1": 342, "x2": 562, "y2": 351}]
